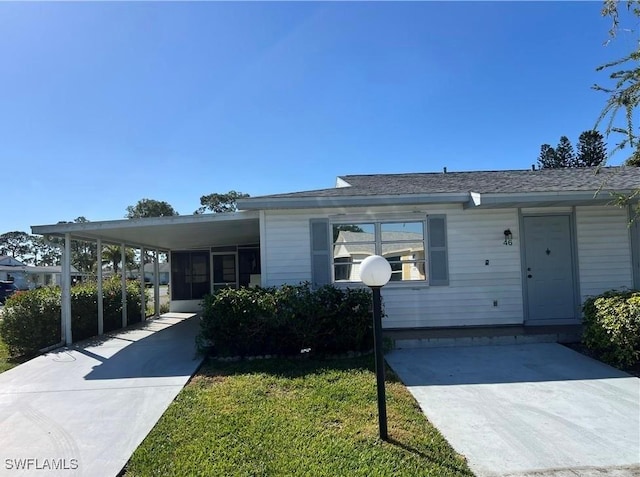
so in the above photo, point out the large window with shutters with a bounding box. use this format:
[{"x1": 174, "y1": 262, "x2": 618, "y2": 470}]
[
  {"x1": 310, "y1": 215, "x2": 448, "y2": 287},
  {"x1": 332, "y1": 221, "x2": 427, "y2": 283}
]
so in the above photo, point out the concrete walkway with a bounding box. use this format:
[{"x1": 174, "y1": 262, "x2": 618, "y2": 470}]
[
  {"x1": 0, "y1": 313, "x2": 203, "y2": 477},
  {"x1": 386, "y1": 343, "x2": 640, "y2": 477}
]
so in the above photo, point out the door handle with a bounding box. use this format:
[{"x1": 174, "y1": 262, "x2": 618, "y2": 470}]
[{"x1": 528, "y1": 274, "x2": 532, "y2": 278}]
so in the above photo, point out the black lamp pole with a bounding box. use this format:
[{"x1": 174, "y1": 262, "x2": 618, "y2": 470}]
[{"x1": 371, "y1": 286, "x2": 388, "y2": 441}]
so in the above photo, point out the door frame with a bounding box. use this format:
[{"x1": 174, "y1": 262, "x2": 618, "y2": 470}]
[
  {"x1": 518, "y1": 209, "x2": 581, "y2": 325},
  {"x1": 210, "y1": 251, "x2": 239, "y2": 292}
]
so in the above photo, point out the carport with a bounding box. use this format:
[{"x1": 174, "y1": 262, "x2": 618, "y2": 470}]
[{"x1": 31, "y1": 211, "x2": 261, "y2": 345}]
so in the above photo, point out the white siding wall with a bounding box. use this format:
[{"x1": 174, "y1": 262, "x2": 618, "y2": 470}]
[
  {"x1": 263, "y1": 204, "x2": 634, "y2": 328},
  {"x1": 263, "y1": 209, "x2": 324, "y2": 286},
  {"x1": 264, "y1": 206, "x2": 523, "y2": 328},
  {"x1": 576, "y1": 205, "x2": 633, "y2": 301}
]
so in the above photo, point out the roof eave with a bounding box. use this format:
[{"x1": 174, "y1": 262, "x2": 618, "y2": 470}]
[
  {"x1": 31, "y1": 210, "x2": 260, "y2": 236},
  {"x1": 464, "y1": 190, "x2": 634, "y2": 209},
  {"x1": 237, "y1": 193, "x2": 471, "y2": 210}
]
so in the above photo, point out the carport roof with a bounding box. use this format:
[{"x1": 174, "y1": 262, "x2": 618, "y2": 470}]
[{"x1": 31, "y1": 211, "x2": 261, "y2": 251}]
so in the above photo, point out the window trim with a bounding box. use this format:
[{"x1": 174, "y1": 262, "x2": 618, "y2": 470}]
[{"x1": 330, "y1": 217, "x2": 429, "y2": 287}]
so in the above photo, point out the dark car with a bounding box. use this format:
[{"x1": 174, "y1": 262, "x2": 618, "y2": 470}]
[{"x1": 0, "y1": 281, "x2": 18, "y2": 304}]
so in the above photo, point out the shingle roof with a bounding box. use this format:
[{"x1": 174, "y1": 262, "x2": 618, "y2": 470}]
[{"x1": 249, "y1": 166, "x2": 640, "y2": 199}]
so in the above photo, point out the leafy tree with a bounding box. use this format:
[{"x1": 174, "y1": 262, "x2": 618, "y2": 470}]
[
  {"x1": 575, "y1": 130, "x2": 607, "y2": 167},
  {"x1": 195, "y1": 191, "x2": 250, "y2": 214},
  {"x1": 595, "y1": 0, "x2": 640, "y2": 163},
  {"x1": 626, "y1": 148, "x2": 640, "y2": 166},
  {"x1": 102, "y1": 245, "x2": 135, "y2": 276},
  {"x1": 29, "y1": 236, "x2": 61, "y2": 266},
  {"x1": 46, "y1": 217, "x2": 98, "y2": 272},
  {"x1": 126, "y1": 199, "x2": 178, "y2": 218},
  {"x1": 0, "y1": 231, "x2": 31, "y2": 260},
  {"x1": 70, "y1": 217, "x2": 98, "y2": 273},
  {"x1": 537, "y1": 144, "x2": 559, "y2": 169}
]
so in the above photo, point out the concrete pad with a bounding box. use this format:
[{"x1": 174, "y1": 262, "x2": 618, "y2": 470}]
[
  {"x1": 0, "y1": 313, "x2": 203, "y2": 477},
  {"x1": 386, "y1": 343, "x2": 640, "y2": 477}
]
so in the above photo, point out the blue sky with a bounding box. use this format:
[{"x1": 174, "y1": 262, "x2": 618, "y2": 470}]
[{"x1": 1, "y1": 1, "x2": 636, "y2": 233}]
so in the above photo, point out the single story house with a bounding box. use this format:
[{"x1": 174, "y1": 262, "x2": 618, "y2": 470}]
[
  {"x1": 143, "y1": 261, "x2": 170, "y2": 285},
  {"x1": 31, "y1": 166, "x2": 640, "y2": 344},
  {"x1": 0, "y1": 256, "x2": 80, "y2": 289},
  {"x1": 126, "y1": 262, "x2": 171, "y2": 285}
]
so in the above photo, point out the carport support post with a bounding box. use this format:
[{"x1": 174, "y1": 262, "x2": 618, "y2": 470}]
[
  {"x1": 153, "y1": 250, "x2": 160, "y2": 316},
  {"x1": 61, "y1": 233, "x2": 72, "y2": 345},
  {"x1": 140, "y1": 247, "x2": 145, "y2": 320},
  {"x1": 97, "y1": 239, "x2": 104, "y2": 335},
  {"x1": 121, "y1": 244, "x2": 127, "y2": 328}
]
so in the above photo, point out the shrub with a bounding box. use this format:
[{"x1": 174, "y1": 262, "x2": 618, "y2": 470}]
[
  {"x1": 583, "y1": 290, "x2": 640, "y2": 369},
  {"x1": 101, "y1": 278, "x2": 145, "y2": 332},
  {"x1": 198, "y1": 283, "x2": 373, "y2": 357},
  {"x1": 198, "y1": 287, "x2": 276, "y2": 357},
  {"x1": 0, "y1": 278, "x2": 146, "y2": 357},
  {"x1": 0, "y1": 287, "x2": 61, "y2": 356}
]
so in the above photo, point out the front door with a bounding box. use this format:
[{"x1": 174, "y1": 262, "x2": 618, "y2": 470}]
[
  {"x1": 212, "y1": 253, "x2": 238, "y2": 291},
  {"x1": 523, "y1": 215, "x2": 577, "y2": 323}
]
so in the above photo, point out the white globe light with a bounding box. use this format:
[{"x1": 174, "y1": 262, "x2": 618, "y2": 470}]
[{"x1": 360, "y1": 255, "x2": 392, "y2": 287}]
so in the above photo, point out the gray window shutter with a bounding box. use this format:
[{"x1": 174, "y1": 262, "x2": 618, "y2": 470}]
[
  {"x1": 428, "y1": 215, "x2": 449, "y2": 286},
  {"x1": 310, "y1": 219, "x2": 331, "y2": 288}
]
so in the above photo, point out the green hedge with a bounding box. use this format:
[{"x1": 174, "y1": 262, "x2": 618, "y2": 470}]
[
  {"x1": 0, "y1": 278, "x2": 146, "y2": 357},
  {"x1": 583, "y1": 290, "x2": 640, "y2": 369},
  {"x1": 0, "y1": 287, "x2": 61, "y2": 357},
  {"x1": 198, "y1": 284, "x2": 373, "y2": 357}
]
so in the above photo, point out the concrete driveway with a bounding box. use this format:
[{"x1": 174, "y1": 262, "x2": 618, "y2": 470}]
[
  {"x1": 386, "y1": 343, "x2": 640, "y2": 477},
  {"x1": 0, "y1": 313, "x2": 203, "y2": 477}
]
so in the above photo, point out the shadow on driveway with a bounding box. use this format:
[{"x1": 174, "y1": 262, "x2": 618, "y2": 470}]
[
  {"x1": 76, "y1": 314, "x2": 201, "y2": 380},
  {"x1": 0, "y1": 312, "x2": 203, "y2": 477}
]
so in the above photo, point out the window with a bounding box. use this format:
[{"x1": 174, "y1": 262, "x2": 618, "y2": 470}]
[{"x1": 332, "y1": 221, "x2": 427, "y2": 283}]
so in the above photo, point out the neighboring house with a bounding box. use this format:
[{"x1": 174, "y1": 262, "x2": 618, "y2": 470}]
[
  {"x1": 31, "y1": 166, "x2": 640, "y2": 342},
  {"x1": 0, "y1": 256, "x2": 24, "y2": 267},
  {"x1": 144, "y1": 262, "x2": 170, "y2": 285},
  {"x1": 0, "y1": 256, "x2": 79, "y2": 289},
  {"x1": 333, "y1": 229, "x2": 426, "y2": 282},
  {"x1": 127, "y1": 262, "x2": 171, "y2": 285}
]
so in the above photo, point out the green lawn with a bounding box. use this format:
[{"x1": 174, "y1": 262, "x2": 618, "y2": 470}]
[{"x1": 125, "y1": 355, "x2": 472, "y2": 477}]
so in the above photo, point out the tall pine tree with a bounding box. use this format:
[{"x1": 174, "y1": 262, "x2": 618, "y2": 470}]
[
  {"x1": 554, "y1": 136, "x2": 575, "y2": 168},
  {"x1": 537, "y1": 144, "x2": 559, "y2": 169},
  {"x1": 537, "y1": 131, "x2": 608, "y2": 169},
  {"x1": 575, "y1": 130, "x2": 606, "y2": 167}
]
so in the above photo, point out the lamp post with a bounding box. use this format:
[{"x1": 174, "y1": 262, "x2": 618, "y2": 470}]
[{"x1": 359, "y1": 255, "x2": 392, "y2": 441}]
